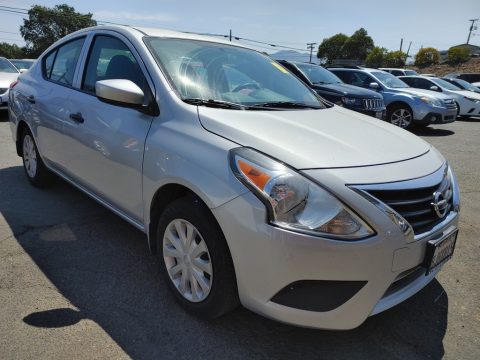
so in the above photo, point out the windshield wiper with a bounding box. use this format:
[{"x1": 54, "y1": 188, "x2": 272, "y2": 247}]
[
  {"x1": 183, "y1": 98, "x2": 248, "y2": 110},
  {"x1": 253, "y1": 101, "x2": 322, "y2": 109}
]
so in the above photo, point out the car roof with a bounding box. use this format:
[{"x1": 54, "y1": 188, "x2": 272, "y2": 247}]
[
  {"x1": 64, "y1": 25, "x2": 249, "y2": 49},
  {"x1": 329, "y1": 67, "x2": 383, "y2": 73}
]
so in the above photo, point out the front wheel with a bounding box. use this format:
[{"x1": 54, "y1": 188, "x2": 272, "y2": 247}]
[
  {"x1": 387, "y1": 104, "x2": 414, "y2": 129},
  {"x1": 156, "y1": 196, "x2": 238, "y2": 319},
  {"x1": 21, "y1": 127, "x2": 54, "y2": 187}
]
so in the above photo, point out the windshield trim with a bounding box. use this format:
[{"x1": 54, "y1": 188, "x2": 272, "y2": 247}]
[{"x1": 143, "y1": 36, "x2": 325, "y2": 110}]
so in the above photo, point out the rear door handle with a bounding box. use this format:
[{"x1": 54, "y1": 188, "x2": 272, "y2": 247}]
[
  {"x1": 69, "y1": 112, "x2": 84, "y2": 124},
  {"x1": 26, "y1": 95, "x2": 35, "y2": 104}
]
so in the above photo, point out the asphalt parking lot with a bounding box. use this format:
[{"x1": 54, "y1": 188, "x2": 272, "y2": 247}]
[{"x1": 0, "y1": 111, "x2": 479, "y2": 360}]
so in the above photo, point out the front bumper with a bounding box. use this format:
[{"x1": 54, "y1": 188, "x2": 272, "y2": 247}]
[
  {"x1": 418, "y1": 111, "x2": 457, "y2": 125},
  {"x1": 344, "y1": 105, "x2": 386, "y2": 120},
  {"x1": 413, "y1": 103, "x2": 457, "y2": 124},
  {"x1": 213, "y1": 162, "x2": 459, "y2": 330}
]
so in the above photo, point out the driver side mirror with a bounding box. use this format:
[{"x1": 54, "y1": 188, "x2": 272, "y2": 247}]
[
  {"x1": 95, "y1": 79, "x2": 145, "y2": 108},
  {"x1": 19, "y1": 68, "x2": 28, "y2": 74},
  {"x1": 429, "y1": 85, "x2": 441, "y2": 92},
  {"x1": 369, "y1": 82, "x2": 380, "y2": 90}
]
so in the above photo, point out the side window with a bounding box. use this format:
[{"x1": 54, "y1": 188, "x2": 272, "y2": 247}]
[
  {"x1": 351, "y1": 72, "x2": 372, "y2": 88},
  {"x1": 48, "y1": 38, "x2": 85, "y2": 85},
  {"x1": 43, "y1": 51, "x2": 56, "y2": 79},
  {"x1": 82, "y1": 35, "x2": 147, "y2": 94},
  {"x1": 333, "y1": 71, "x2": 349, "y2": 83},
  {"x1": 401, "y1": 77, "x2": 416, "y2": 87},
  {"x1": 391, "y1": 70, "x2": 402, "y2": 76},
  {"x1": 415, "y1": 78, "x2": 432, "y2": 90}
]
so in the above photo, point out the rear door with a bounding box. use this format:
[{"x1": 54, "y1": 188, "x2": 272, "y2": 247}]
[
  {"x1": 30, "y1": 37, "x2": 86, "y2": 169},
  {"x1": 60, "y1": 32, "x2": 155, "y2": 222}
]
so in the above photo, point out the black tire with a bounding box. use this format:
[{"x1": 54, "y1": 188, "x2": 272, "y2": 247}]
[
  {"x1": 156, "y1": 195, "x2": 239, "y2": 319},
  {"x1": 387, "y1": 103, "x2": 414, "y2": 130},
  {"x1": 21, "y1": 127, "x2": 54, "y2": 187}
]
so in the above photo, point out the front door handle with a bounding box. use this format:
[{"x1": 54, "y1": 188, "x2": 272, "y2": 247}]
[
  {"x1": 69, "y1": 112, "x2": 84, "y2": 124},
  {"x1": 26, "y1": 95, "x2": 35, "y2": 104}
]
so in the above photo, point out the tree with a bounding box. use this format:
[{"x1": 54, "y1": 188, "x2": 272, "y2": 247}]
[
  {"x1": 365, "y1": 47, "x2": 387, "y2": 68},
  {"x1": 447, "y1": 46, "x2": 470, "y2": 65},
  {"x1": 384, "y1": 50, "x2": 407, "y2": 67},
  {"x1": 20, "y1": 4, "x2": 96, "y2": 57},
  {"x1": 341, "y1": 28, "x2": 374, "y2": 60},
  {"x1": 0, "y1": 42, "x2": 26, "y2": 58},
  {"x1": 317, "y1": 33, "x2": 349, "y2": 62},
  {"x1": 414, "y1": 47, "x2": 440, "y2": 67}
]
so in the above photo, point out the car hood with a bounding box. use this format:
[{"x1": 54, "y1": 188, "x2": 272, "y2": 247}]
[
  {"x1": 0, "y1": 72, "x2": 19, "y2": 88},
  {"x1": 453, "y1": 90, "x2": 480, "y2": 100},
  {"x1": 393, "y1": 87, "x2": 450, "y2": 99},
  {"x1": 198, "y1": 106, "x2": 430, "y2": 169},
  {"x1": 313, "y1": 83, "x2": 381, "y2": 98}
]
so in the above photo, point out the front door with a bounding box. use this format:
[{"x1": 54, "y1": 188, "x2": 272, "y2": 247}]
[{"x1": 61, "y1": 34, "x2": 155, "y2": 223}]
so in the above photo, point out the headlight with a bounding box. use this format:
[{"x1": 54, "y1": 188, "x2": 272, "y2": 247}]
[
  {"x1": 341, "y1": 97, "x2": 358, "y2": 106},
  {"x1": 230, "y1": 148, "x2": 375, "y2": 240},
  {"x1": 419, "y1": 96, "x2": 442, "y2": 106}
]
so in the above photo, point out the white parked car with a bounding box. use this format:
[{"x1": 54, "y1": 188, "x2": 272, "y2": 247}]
[
  {"x1": 0, "y1": 57, "x2": 20, "y2": 110},
  {"x1": 400, "y1": 76, "x2": 480, "y2": 117},
  {"x1": 9, "y1": 25, "x2": 460, "y2": 330}
]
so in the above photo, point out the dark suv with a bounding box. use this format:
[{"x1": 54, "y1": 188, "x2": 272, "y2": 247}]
[{"x1": 279, "y1": 60, "x2": 385, "y2": 119}]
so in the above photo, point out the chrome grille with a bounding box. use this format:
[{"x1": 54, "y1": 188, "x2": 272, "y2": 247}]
[
  {"x1": 362, "y1": 98, "x2": 384, "y2": 110},
  {"x1": 364, "y1": 174, "x2": 453, "y2": 235},
  {"x1": 443, "y1": 99, "x2": 457, "y2": 110}
]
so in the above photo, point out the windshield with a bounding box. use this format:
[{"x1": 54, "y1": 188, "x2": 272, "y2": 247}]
[
  {"x1": 145, "y1": 38, "x2": 323, "y2": 109},
  {"x1": 449, "y1": 78, "x2": 478, "y2": 91},
  {"x1": 10, "y1": 60, "x2": 34, "y2": 70},
  {"x1": 371, "y1": 71, "x2": 409, "y2": 88},
  {"x1": 431, "y1": 78, "x2": 462, "y2": 91},
  {"x1": 295, "y1": 63, "x2": 343, "y2": 84},
  {"x1": 404, "y1": 70, "x2": 418, "y2": 76},
  {"x1": 0, "y1": 58, "x2": 18, "y2": 73}
]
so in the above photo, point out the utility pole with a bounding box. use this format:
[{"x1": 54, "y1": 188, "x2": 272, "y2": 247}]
[
  {"x1": 467, "y1": 19, "x2": 479, "y2": 45},
  {"x1": 307, "y1": 42, "x2": 317, "y2": 63},
  {"x1": 405, "y1": 41, "x2": 412, "y2": 62},
  {"x1": 400, "y1": 38, "x2": 403, "y2": 52},
  {"x1": 229, "y1": 29, "x2": 232, "y2": 42}
]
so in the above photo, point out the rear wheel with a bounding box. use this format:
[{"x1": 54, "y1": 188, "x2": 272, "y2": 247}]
[
  {"x1": 21, "y1": 127, "x2": 54, "y2": 187},
  {"x1": 387, "y1": 104, "x2": 414, "y2": 129},
  {"x1": 156, "y1": 196, "x2": 238, "y2": 319}
]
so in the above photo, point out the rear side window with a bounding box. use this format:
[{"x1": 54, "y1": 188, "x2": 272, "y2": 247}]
[
  {"x1": 391, "y1": 70, "x2": 403, "y2": 76},
  {"x1": 43, "y1": 37, "x2": 85, "y2": 86},
  {"x1": 82, "y1": 35, "x2": 146, "y2": 94}
]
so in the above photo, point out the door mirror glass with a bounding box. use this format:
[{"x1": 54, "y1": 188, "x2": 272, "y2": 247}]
[
  {"x1": 96, "y1": 79, "x2": 144, "y2": 107},
  {"x1": 369, "y1": 82, "x2": 380, "y2": 90}
]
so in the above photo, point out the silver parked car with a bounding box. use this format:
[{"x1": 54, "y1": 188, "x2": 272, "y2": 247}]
[
  {"x1": 9, "y1": 26, "x2": 460, "y2": 330},
  {"x1": 0, "y1": 57, "x2": 20, "y2": 110}
]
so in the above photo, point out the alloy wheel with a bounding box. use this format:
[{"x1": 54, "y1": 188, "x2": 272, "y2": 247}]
[
  {"x1": 23, "y1": 135, "x2": 37, "y2": 178},
  {"x1": 390, "y1": 108, "x2": 412, "y2": 128},
  {"x1": 163, "y1": 219, "x2": 213, "y2": 302}
]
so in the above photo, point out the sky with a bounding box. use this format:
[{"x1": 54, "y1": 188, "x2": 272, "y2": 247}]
[{"x1": 1, "y1": 0, "x2": 479, "y2": 58}]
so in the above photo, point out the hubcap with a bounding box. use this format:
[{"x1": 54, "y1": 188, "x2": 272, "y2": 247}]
[
  {"x1": 391, "y1": 108, "x2": 412, "y2": 128},
  {"x1": 23, "y1": 135, "x2": 37, "y2": 178},
  {"x1": 163, "y1": 219, "x2": 213, "y2": 302}
]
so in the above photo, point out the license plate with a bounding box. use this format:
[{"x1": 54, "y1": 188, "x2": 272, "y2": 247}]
[
  {"x1": 375, "y1": 111, "x2": 383, "y2": 119},
  {"x1": 424, "y1": 229, "x2": 458, "y2": 275}
]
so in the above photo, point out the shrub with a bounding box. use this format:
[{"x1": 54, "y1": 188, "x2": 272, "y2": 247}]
[
  {"x1": 365, "y1": 47, "x2": 386, "y2": 68},
  {"x1": 447, "y1": 46, "x2": 470, "y2": 65},
  {"x1": 384, "y1": 51, "x2": 407, "y2": 67},
  {"x1": 414, "y1": 47, "x2": 440, "y2": 67}
]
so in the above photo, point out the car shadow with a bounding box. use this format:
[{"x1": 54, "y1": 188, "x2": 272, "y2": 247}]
[
  {"x1": 411, "y1": 127, "x2": 455, "y2": 137},
  {"x1": 456, "y1": 116, "x2": 480, "y2": 122},
  {"x1": 0, "y1": 165, "x2": 449, "y2": 360}
]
